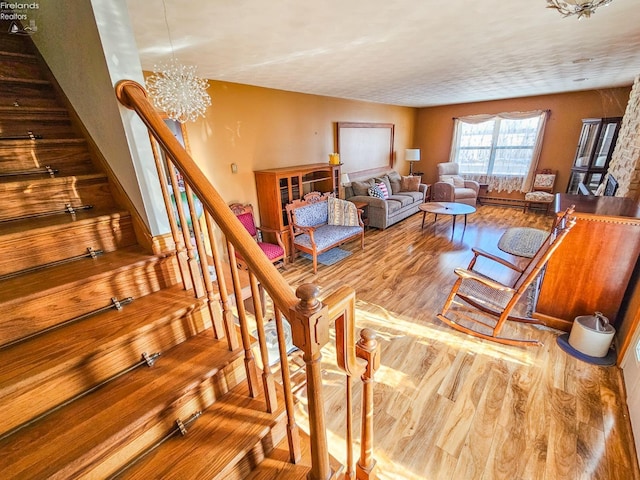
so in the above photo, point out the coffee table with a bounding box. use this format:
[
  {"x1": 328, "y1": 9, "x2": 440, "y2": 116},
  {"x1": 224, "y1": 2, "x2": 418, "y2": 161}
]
[{"x1": 419, "y1": 202, "x2": 476, "y2": 232}]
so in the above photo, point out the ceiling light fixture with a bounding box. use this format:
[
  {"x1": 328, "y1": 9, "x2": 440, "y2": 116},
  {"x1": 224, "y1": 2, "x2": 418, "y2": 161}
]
[
  {"x1": 145, "y1": 0, "x2": 211, "y2": 123},
  {"x1": 546, "y1": 0, "x2": 614, "y2": 19}
]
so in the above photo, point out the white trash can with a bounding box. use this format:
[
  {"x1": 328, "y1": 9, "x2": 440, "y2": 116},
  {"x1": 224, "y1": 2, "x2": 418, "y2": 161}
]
[{"x1": 568, "y1": 312, "x2": 615, "y2": 358}]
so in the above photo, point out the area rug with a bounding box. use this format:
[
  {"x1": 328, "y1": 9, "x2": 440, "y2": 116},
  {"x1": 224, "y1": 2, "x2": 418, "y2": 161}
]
[
  {"x1": 556, "y1": 333, "x2": 617, "y2": 366},
  {"x1": 300, "y1": 247, "x2": 352, "y2": 266}
]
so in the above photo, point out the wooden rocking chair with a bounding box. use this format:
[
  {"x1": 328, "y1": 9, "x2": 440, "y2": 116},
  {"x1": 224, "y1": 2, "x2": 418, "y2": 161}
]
[{"x1": 437, "y1": 206, "x2": 576, "y2": 347}]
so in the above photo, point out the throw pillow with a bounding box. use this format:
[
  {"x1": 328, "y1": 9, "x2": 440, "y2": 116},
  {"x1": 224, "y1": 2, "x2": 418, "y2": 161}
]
[
  {"x1": 387, "y1": 170, "x2": 402, "y2": 194},
  {"x1": 451, "y1": 175, "x2": 465, "y2": 188},
  {"x1": 374, "y1": 176, "x2": 392, "y2": 197},
  {"x1": 401, "y1": 175, "x2": 421, "y2": 192},
  {"x1": 368, "y1": 185, "x2": 385, "y2": 199},
  {"x1": 376, "y1": 181, "x2": 389, "y2": 199},
  {"x1": 352, "y1": 179, "x2": 374, "y2": 197}
]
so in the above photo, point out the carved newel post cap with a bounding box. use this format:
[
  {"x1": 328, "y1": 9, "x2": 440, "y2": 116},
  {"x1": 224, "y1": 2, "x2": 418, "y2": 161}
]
[
  {"x1": 359, "y1": 328, "x2": 377, "y2": 348},
  {"x1": 295, "y1": 283, "x2": 321, "y2": 314}
]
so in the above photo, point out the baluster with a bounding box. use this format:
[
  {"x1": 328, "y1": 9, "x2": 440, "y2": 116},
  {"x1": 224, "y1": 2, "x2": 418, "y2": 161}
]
[
  {"x1": 182, "y1": 184, "x2": 224, "y2": 340},
  {"x1": 248, "y1": 271, "x2": 277, "y2": 413},
  {"x1": 290, "y1": 284, "x2": 332, "y2": 480},
  {"x1": 274, "y1": 306, "x2": 302, "y2": 463},
  {"x1": 355, "y1": 328, "x2": 380, "y2": 480},
  {"x1": 204, "y1": 212, "x2": 239, "y2": 349},
  {"x1": 227, "y1": 241, "x2": 260, "y2": 398},
  {"x1": 147, "y1": 134, "x2": 192, "y2": 290},
  {"x1": 166, "y1": 157, "x2": 204, "y2": 298}
]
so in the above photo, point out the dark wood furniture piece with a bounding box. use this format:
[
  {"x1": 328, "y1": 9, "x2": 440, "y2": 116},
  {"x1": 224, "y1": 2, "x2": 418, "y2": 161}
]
[
  {"x1": 566, "y1": 117, "x2": 622, "y2": 195},
  {"x1": 254, "y1": 163, "x2": 341, "y2": 256},
  {"x1": 532, "y1": 194, "x2": 640, "y2": 332}
]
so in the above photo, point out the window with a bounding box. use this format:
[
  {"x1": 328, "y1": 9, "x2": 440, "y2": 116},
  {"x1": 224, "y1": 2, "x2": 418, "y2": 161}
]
[{"x1": 450, "y1": 111, "x2": 548, "y2": 192}]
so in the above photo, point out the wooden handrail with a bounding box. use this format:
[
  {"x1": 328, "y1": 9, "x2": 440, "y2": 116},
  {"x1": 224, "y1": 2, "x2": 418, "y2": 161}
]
[
  {"x1": 116, "y1": 80, "x2": 350, "y2": 480},
  {"x1": 116, "y1": 80, "x2": 298, "y2": 312}
]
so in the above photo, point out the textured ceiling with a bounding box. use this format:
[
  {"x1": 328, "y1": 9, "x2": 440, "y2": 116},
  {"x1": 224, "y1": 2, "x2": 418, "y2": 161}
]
[{"x1": 125, "y1": 0, "x2": 640, "y2": 107}]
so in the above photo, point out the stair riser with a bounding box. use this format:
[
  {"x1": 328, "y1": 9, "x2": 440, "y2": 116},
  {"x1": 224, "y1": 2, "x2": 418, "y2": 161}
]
[
  {"x1": 0, "y1": 117, "x2": 76, "y2": 138},
  {"x1": 0, "y1": 214, "x2": 137, "y2": 276},
  {"x1": 84, "y1": 357, "x2": 247, "y2": 480},
  {"x1": 0, "y1": 303, "x2": 214, "y2": 437},
  {"x1": 0, "y1": 177, "x2": 116, "y2": 221},
  {"x1": 0, "y1": 57, "x2": 46, "y2": 81},
  {"x1": 0, "y1": 142, "x2": 94, "y2": 175},
  {"x1": 0, "y1": 35, "x2": 36, "y2": 55},
  {"x1": 0, "y1": 81, "x2": 58, "y2": 108},
  {"x1": 216, "y1": 419, "x2": 288, "y2": 480},
  {"x1": 2, "y1": 348, "x2": 246, "y2": 480},
  {"x1": 0, "y1": 255, "x2": 182, "y2": 345}
]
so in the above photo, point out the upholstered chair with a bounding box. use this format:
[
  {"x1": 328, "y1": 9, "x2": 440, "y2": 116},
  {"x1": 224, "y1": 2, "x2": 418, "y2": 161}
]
[
  {"x1": 431, "y1": 162, "x2": 479, "y2": 206},
  {"x1": 523, "y1": 170, "x2": 556, "y2": 214},
  {"x1": 229, "y1": 203, "x2": 286, "y2": 268}
]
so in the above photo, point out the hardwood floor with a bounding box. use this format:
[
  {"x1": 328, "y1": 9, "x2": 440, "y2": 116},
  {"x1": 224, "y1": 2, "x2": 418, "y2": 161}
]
[{"x1": 279, "y1": 205, "x2": 639, "y2": 480}]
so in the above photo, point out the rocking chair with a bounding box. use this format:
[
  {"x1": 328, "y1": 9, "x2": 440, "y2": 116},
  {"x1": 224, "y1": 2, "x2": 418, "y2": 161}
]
[{"x1": 437, "y1": 206, "x2": 576, "y2": 347}]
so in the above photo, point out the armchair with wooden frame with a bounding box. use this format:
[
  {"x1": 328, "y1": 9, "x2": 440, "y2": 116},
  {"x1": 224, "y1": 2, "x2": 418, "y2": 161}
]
[
  {"x1": 437, "y1": 206, "x2": 576, "y2": 347},
  {"x1": 229, "y1": 203, "x2": 286, "y2": 269},
  {"x1": 523, "y1": 169, "x2": 556, "y2": 214}
]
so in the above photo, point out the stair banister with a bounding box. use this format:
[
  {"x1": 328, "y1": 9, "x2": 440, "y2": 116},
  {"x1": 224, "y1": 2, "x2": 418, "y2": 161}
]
[
  {"x1": 115, "y1": 80, "x2": 335, "y2": 480},
  {"x1": 325, "y1": 286, "x2": 380, "y2": 480}
]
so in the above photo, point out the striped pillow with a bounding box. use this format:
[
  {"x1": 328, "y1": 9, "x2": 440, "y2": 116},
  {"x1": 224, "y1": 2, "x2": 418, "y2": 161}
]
[
  {"x1": 376, "y1": 182, "x2": 389, "y2": 199},
  {"x1": 368, "y1": 185, "x2": 385, "y2": 199}
]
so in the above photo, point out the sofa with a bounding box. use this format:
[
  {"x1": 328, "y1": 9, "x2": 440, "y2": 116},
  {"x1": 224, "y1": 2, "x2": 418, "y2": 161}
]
[
  {"x1": 345, "y1": 170, "x2": 427, "y2": 229},
  {"x1": 431, "y1": 162, "x2": 479, "y2": 207}
]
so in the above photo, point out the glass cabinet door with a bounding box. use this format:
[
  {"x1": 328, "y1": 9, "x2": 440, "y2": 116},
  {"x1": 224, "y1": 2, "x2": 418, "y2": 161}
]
[
  {"x1": 573, "y1": 121, "x2": 599, "y2": 168},
  {"x1": 593, "y1": 121, "x2": 619, "y2": 168}
]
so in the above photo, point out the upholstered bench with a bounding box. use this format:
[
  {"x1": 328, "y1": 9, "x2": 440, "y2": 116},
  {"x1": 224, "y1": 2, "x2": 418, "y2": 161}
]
[{"x1": 286, "y1": 192, "x2": 364, "y2": 273}]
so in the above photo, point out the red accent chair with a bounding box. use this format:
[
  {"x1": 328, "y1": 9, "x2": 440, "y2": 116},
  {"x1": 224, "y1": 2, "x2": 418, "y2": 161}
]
[{"x1": 230, "y1": 203, "x2": 286, "y2": 268}]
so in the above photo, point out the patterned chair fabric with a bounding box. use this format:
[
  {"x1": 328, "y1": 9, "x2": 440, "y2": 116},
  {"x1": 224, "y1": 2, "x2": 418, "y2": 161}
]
[
  {"x1": 286, "y1": 192, "x2": 364, "y2": 273},
  {"x1": 229, "y1": 203, "x2": 285, "y2": 268},
  {"x1": 524, "y1": 170, "x2": 556, "y2": 214}
]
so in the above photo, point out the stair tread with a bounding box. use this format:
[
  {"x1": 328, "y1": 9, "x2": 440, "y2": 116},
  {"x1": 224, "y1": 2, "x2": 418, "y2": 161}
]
[
  {"x1": 0, "y1": 172, "x2": 107, "y2": 189},
  {"x1": 0, "y1": 284, "x2": 203, "y2": 389},
  {"x1": 0, "y1": 138, "x2": 86, "y2": 147},
  {"x1": 0, "y1": 245, "x2": 161, "y2": 304},
  {"x1": 0, "y1": 106, "x2": 67, "y2": 113},
  {"x1": 120, "y1": 381, "x2": 286, "y2": 480},
  {"x1": 245, "y1": 430, "x2": 315, "y2": 480},
  {"x1": 0, "y1": 207, "x2": 130, "y2": 238},
  {"x1": 0, "y1": 76, "x2": 49, "y2": 85},
  {"x1": 0, "y1": 331, "x2": 242, "y2": 479}
]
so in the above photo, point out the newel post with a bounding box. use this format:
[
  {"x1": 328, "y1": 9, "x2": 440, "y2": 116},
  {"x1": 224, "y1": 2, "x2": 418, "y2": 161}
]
[
  {"x1": 356, "y1": 328, "x2": 380, "y2": 480},
  {"x1": 290, "y1": 284, "x2": 332, "y2": 480}
]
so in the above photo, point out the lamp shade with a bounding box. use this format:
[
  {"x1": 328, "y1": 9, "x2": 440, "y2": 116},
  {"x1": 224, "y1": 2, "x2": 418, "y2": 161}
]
[
  {"x1": 405, "y1": 149, "x2": 420, "y2": 162},
  {"x1": 341, "y1": 173, "x2": 350, "y2": 186}
]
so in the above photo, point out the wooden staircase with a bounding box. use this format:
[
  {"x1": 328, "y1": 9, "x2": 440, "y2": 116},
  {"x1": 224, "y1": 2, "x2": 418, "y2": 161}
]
[{"x1": 0, "y1": 26, "x2": 305, "y2": 479}]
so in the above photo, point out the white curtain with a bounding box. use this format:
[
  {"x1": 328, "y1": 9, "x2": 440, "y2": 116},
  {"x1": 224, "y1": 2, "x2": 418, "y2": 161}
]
[{"x1": 449, "y1": 110, "x2": 549, "y2": 193}]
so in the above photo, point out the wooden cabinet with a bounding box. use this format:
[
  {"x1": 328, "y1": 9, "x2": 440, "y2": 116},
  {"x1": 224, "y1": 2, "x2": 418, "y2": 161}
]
[
  {"x1": 254, "y1": 163, "x2": 340, "y2": 254},
  {"x1": 566, "y1": 117, "x2": 622, "y2": 194},
  {"x1": 533, "y1": 194, "x2": 640, "y2": 332}
]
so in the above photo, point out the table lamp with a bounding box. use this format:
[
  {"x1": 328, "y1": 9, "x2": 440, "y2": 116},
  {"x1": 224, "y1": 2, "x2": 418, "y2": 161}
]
[{"x1": 405, "y1": 149, "x2": 420, "y2": 176}]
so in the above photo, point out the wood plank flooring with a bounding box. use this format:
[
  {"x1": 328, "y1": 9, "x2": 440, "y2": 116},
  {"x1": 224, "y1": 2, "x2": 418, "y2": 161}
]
[{"x1": 277, "y1": 205, "x2": 639, "y2": 480}]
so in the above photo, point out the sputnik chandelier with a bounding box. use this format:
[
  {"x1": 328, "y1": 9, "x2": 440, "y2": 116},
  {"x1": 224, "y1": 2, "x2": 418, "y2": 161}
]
[
  {"x1": 546, "y1": 0, "x2": 614, "y2": 19},
  {"x1": 145, "y1": 1, "x2": 211, "y2": 123}
]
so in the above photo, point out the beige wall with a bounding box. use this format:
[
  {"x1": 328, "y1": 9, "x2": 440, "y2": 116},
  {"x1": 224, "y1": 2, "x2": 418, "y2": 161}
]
[
  {"x1": 179, "y1": 81, "x2": 416, "y2": 216},
  {"x1": 414, "y1": 87, "x2": 631, "y2": 194}
]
